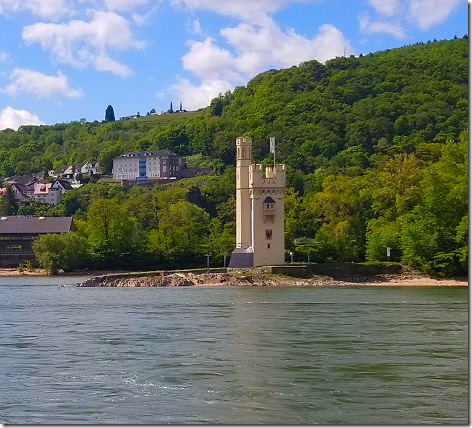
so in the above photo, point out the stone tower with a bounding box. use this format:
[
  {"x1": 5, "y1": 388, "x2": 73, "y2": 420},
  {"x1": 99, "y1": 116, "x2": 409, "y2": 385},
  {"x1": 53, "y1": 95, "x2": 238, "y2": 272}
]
[{"x1": 229, "y1": 136, "x2": 286, "y2": 268}]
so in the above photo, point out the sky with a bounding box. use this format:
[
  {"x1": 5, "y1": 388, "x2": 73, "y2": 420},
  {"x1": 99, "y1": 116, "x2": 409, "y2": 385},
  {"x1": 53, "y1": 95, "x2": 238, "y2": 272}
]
[{"x1": 0, "y1": 0, "x2": 468, "y2": 130}]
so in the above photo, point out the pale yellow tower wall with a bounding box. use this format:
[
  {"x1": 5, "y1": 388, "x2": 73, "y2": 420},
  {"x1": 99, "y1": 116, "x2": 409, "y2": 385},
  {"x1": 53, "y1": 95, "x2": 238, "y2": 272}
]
[
  {"x1": 235, "y1": 137, "x2": 252, "y2": 249},
  {"x1": 250, "y1": 165, "x2": 286, "y2": 267}
]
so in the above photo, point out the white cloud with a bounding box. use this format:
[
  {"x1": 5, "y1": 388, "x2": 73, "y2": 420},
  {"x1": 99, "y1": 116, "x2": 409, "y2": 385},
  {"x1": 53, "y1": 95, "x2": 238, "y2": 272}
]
[
  {"x1": 364, "y1": 0, "x2": 464, "y2": 34},
  {"x1": 222, "y1": 20, "x2": 352, "y2": 70},
  {"x1": 172, "y1": 18, "x2": 354, "y2": 110},
  {"x1": 170, "y1": 0, "x2": 312, "y2": 20},
  {"x1": 368, "y1": 0, "x2": 402, "y2": 16},
  {"x1": 407, "y1": 0, "x2": 464, "y2": 30},
  {"x1": 170, "y1": 77, "x2": 233, "y2": 110},
  {"x1": 0, "y1": 51, "x2": 10, "y2": 63},
  {"x1": 104, "y1": 0, "x2": 149, "y2": 12},
  {"x1": 0, "y1": 106, "x2": 44, "y2": 131},
  {"x1": 186, "y1": 18, "x2": 202, "y2": 35},
  {"x1": 0, "y1": 0, "x2": 70, "y2": 19},
  {"x1": 359, "y1": 14, "x2": 406, "y2": 39},
  {"x1": 182, "y1": 37, "x2": 245, "y2": 82},
  {"x1": 5, "y1": 68, "x2": 82, "y2": 99},
  {"x1": 22, "y1": 10, "x2": 145, "y2": 76}
]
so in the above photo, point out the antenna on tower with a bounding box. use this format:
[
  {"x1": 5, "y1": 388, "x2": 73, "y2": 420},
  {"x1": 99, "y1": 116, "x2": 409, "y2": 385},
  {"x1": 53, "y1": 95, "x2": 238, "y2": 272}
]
[{"x1": 270, "y1": 137, "x2": 275, "y2": 168}]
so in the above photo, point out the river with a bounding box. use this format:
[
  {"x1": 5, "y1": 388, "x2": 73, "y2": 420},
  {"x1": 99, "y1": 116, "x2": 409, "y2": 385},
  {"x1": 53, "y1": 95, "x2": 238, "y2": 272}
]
[{"x1": 0, "y1": 276, "x2": 468, "y2": 424}]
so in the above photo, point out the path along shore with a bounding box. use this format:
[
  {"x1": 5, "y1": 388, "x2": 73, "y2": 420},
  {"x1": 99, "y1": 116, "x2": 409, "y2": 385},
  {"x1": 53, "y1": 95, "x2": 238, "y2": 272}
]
[{"x1": 1, "y1": 268, "x2": 467, "y2": 287}]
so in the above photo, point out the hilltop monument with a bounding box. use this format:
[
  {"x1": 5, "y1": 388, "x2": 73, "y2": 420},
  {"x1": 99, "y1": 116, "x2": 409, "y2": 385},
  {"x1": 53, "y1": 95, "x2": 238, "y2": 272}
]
[{"x1": 229, "y1": 136, "x2": 286, "y2": 268}]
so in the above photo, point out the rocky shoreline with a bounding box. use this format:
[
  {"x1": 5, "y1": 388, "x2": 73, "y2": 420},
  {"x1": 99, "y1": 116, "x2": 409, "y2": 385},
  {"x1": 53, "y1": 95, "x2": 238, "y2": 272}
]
[{"x1": 77, "y1": 270, "x2": 468, "y2": 287}]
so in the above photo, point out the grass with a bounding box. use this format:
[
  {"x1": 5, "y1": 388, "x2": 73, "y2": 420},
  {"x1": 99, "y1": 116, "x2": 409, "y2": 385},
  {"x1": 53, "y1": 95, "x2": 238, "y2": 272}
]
[{"x1": 132, "y1": 111, "x2": 200, "y2": 126}]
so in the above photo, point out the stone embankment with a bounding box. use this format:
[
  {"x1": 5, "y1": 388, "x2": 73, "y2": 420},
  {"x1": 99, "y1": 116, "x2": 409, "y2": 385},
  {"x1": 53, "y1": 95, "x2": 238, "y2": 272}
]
[
  {"x1": 74, "y1": 264, "x2": 466, "y2": 287},
  {"x1": 77, "y1": 271, "x2": 307, "y2": 287}
]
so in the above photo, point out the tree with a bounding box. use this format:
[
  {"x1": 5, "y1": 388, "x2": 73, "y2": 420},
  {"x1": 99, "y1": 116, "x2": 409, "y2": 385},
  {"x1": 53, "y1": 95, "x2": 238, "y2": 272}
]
[
  {"x1": 33, "y1": 232, "x2": 89, "y2": 274},
  {"x1": 85, "y1": 199, "x2": 147, "y2": 268},
  {"x1": 105, "y1": 105, "x2": 115, "y2": 122},
  {"x1": 97, "y1": 144, "x2": 123, "y2": 174},
  {"x1": 168, "y1": 102, "x2": 173, "y2": 114},
  {"x1": 0, "y1": 184, "x2": 18, "y2": 216}
]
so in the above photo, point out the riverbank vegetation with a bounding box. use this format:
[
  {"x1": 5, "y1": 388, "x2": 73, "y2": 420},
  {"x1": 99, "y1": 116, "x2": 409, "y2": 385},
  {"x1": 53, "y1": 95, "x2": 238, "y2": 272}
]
[{"x1": 2, "y1": 37, "x2": 467, "y2": 276}]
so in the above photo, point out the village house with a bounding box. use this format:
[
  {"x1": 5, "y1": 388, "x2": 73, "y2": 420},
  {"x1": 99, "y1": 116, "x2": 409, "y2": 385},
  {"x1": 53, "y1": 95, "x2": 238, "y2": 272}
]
[
  {"x1": 10, "y1": 183, "x2": 33, "y2": 205},
  {"x1": 0, "y1": 216, "x2": 75, "y2": 267},
  {"x1": 50, "y1": 161, "x2": 101, "y2": 181},
  {"x1": 33, "y1": 180, "x2": 72, "y2": 206}
]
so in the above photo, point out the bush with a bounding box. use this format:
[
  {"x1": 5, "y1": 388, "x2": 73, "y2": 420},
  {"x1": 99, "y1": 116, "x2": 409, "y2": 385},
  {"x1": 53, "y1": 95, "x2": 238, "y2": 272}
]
[{"x1": 33, "y1": 232, "x2": 90, "y2": 274}]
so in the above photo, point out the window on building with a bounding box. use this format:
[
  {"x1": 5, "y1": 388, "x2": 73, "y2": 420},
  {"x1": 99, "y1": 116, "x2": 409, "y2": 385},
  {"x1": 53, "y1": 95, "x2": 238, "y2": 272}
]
[{"x1": 266, "y1": 229, "x2": 272, "y2": 240}]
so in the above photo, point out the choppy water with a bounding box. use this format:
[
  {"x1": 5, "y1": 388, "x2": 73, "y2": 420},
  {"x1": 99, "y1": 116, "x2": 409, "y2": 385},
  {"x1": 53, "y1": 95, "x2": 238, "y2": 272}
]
[{"x1": 0, "y1": 277, "x2": 468, "y2": 424}]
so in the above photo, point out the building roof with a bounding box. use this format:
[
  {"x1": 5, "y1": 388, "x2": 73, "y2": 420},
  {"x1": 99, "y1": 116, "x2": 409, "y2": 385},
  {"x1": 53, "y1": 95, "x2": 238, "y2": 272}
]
[
  {"x1": 55, "y1": 165, "x2": 69, "y2": 174},
  {"x1": 113, "y1": 149, "x2": 178, "y2": 160},
  {"x1": 34, "y1": 182, "x2": 52, "y2": 195},
  {"x1": 263, "y1": 196, "x2": 276, "y2": 203},
  {"x1": 5, "y1": 175, "x2": 38, "y2": 186},
  {"x1": 54, "y1": 179, "x2": 73, "y2": 190},
  {"x1": 0, "y1": 216, "x2": 74, "y2": 234}
]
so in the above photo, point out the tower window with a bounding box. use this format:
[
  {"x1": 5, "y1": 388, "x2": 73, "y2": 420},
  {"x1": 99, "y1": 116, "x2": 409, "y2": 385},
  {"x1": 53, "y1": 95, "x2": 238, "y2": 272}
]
[
  {"x1": 267, "y1": 244, "x2": 271, "y2": 249},
  {"x1": 266, "y1": 229, "x2": 272, "y2": 240}
]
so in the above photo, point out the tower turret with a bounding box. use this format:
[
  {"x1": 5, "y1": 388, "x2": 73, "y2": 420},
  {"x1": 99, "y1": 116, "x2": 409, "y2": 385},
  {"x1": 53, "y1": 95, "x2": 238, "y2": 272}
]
[{"x1": 235, "y1": 136, "x2": 252, "y2": 249}]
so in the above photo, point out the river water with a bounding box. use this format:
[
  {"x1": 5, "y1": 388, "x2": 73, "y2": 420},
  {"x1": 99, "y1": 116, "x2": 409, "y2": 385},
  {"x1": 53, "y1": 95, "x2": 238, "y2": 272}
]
[{"x1": 0, "y1": 276, "x2": 468, "y2": 424}]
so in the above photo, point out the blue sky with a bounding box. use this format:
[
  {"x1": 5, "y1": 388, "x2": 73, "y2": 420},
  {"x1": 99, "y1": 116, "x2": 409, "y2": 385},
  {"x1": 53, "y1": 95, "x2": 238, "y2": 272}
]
[{"x1": 0, "y1": 0, "x2": 468, "y2": 129}]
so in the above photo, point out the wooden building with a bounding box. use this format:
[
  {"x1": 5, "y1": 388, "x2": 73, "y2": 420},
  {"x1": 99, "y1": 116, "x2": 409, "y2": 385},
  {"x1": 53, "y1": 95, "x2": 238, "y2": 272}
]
[{"x1": 0, "y1": 216, "x2": 75, "y2": 267}]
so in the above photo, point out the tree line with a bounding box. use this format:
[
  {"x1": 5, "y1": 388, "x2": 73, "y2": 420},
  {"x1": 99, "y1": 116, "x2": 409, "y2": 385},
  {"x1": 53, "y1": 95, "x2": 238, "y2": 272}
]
[{"x1": 0, "y1": 37, "x2": 467, "y2": 275}]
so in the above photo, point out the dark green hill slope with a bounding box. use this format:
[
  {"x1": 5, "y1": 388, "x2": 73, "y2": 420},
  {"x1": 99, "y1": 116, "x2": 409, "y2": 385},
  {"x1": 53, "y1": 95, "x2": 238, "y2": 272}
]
[
  {"x1": 214, "y1": 37, "x2": 467, "y2": 175},
  {"x1": 0, "y1": 37, "x2": 468, "y2": 276},
  {"x1": 0, "y1": 37, "x2": 467, "y2": 178}
]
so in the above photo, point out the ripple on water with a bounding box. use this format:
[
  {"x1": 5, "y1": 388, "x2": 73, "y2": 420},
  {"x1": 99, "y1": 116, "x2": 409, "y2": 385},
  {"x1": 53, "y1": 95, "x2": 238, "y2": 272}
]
[{"x1": 0, "y1": 282, "x2": 468, "y2": 424}]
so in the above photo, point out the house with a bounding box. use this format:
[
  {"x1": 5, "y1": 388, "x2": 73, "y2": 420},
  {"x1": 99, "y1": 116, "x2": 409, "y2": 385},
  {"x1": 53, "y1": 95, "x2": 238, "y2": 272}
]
[
  {"x1": 112, "y1": 150, "x2": 184, "y2": 181},
  {"x1": 52, "y1": 165, "x2": 75, "y2": 180},
  {"x1": 10, "y1": 183, "x2": 33, "y2": 205},
  {"x1": 0, "y1": 216, "x2": 75, "y2": 267},
  {"x1": 33, "y1": 179, "x2": 72, "y2": 206},
  {"x1": 79, "y1": 161, "x2": 101, "y2": 176}
]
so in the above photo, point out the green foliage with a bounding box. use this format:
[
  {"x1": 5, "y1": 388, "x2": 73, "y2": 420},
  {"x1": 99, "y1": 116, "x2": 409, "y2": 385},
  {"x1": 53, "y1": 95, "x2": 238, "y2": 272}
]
[
  {"x1": 0, "y1": 38, "x2": 467, "y2": 275},
  {"x1": 33, "y1": 232, "x2": 89, "y2": 274}
]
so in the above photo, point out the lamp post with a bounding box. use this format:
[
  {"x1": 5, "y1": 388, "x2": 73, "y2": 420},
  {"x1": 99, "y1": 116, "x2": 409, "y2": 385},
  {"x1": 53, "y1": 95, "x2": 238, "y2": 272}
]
[
  {"x1": 290, "y1": 251, "x2": 294, "y2": 264},
  {"x1": 205, "y1": 253, "x2": 211, "y2": 272},
  {"x1": 223, "y1": 254, "x2": 227, "y2": 268}
]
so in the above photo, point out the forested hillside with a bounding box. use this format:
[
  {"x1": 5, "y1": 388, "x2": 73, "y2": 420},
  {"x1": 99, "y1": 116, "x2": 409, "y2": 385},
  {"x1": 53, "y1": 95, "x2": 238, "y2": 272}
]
[{"x1": 2, "y1": 37, "x2": 468, "y2": 275}]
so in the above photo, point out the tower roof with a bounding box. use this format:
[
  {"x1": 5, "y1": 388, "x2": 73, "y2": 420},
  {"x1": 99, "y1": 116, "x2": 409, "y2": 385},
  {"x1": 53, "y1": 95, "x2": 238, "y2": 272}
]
[{"x1": 263, "y1": 196, "x2": 276, "y2": 203}]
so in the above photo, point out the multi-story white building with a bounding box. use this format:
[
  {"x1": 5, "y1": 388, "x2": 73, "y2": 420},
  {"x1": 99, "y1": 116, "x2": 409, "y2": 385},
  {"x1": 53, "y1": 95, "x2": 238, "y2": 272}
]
[{"x1": 112, "y1": 150, "x2": 182, "y2": 181}]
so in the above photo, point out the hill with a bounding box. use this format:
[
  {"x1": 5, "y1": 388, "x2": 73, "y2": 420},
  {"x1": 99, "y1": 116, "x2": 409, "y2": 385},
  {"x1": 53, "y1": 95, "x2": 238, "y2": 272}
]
[{"x1": 0, "y1": 37, "x2": 468, "y2": 276}]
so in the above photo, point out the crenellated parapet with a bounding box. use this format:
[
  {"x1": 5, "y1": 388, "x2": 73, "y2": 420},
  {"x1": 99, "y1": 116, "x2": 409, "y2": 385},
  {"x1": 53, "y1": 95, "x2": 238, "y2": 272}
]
[{"x1": 249, "y1": 164, "x2": 286, "y2": 188}]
